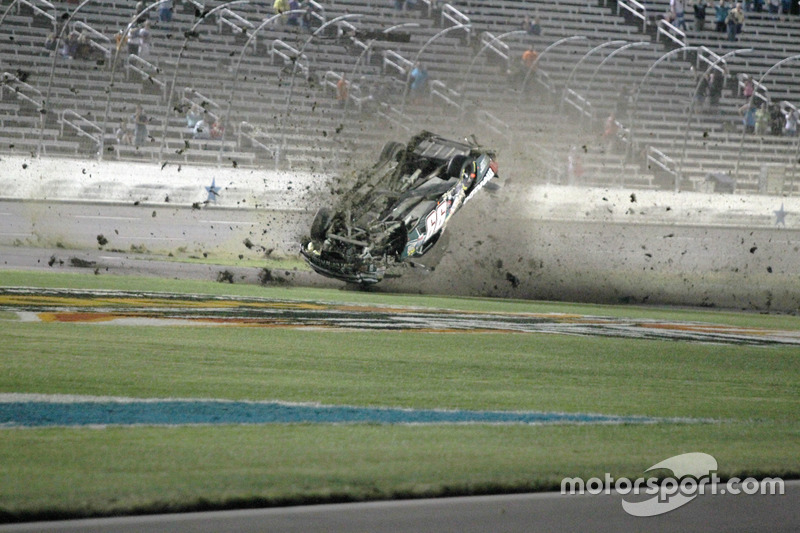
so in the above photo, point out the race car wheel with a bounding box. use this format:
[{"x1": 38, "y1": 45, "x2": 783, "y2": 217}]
[
  {"x1": 379, "y1": 141, "x2": 404, "y2": 163},
  {"x1": 446, "y1": 155, "x2": 469, "y2": 178},
  {"x1": 310, "y1": 207, "x2": 332, "y2": 241}
]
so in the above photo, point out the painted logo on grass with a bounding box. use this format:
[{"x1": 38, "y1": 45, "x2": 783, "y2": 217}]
[
  {"x1": 561, "y1": 452, "x2": 785, "y2": 517},
  {"x1": 0, "y1": 394, "x2": 709, "y2": 428}
]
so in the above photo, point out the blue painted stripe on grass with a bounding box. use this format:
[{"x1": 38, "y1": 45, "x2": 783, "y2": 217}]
[{"x1": 0, "y1": 401, "x2": 664, "y2": 428}]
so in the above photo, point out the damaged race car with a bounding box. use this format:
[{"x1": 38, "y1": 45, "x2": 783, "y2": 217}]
[{"x1": 300, "y1": 131, "x2": 499, "y2": 284}]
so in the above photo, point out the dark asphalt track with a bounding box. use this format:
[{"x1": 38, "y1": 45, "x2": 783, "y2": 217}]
[{"x1": 1, "y1": 481, "x2": 798, "y2": 533}]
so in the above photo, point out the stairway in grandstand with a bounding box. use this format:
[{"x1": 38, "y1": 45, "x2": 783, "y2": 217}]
[{"x1": 0, "y1": 0, "x2": 799, "y2": 194}]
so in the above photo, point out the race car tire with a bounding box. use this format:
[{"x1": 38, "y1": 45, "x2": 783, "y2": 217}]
[
  {"x1": 446, "y1": 155, "x2": 469, "y2": 178},
  {"x1": 379, "y1": 141, "x2": 405, "y2": 163},
  {"x1": 310, "y1": 207, "x2": 332, "y2": 241}
]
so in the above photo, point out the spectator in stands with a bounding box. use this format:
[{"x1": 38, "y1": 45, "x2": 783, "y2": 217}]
[
  {"x1": 158, "y1": 0, "x2": 174, "y2": 26},
  {"x1": 133, "y1": 105, "x2": 150, "y2": 147},
  {"x1": 158, "y1": 0, "x2": 173, "y2": 25},
  {"x1": 695, "y1": 69, "x2": 710, "y2": 109},
  {"x1": 770, "y1": 103, "x2": 784, "y2": 135},
  {"x1": 273, "y1": 0, "x2": 289, "y2": 22},
  {"x1": 708, "y1": 67, "x2": 726, "y2": 110},
  {"x1": 522, "y1": 15, "x2": 541, "y2": 36},
  {"x1": 287, "y1": 0, "x2": 301, "y2": 26},
  {"x1": 522, "y1": 46, "x2": 539, "y2": 71},
  {"x1": 768, "y1": 0, "x2": 781, "y2": 17},
  {"x1": 75, "y1": 32, "x2": 92, "y2": 61},
  {"x1": 127, "y1": 25, "x2": 141, "y2": 55},
  {"x1": 409, "y1": 62, "x2": 429, "y2": 103},
  {"x1": 602, "y1": 112, "x2": 619, "y2": 152},
  {"x1": 567, "y1": 145, "x2": 583, "y2": 184},
  {"x1": 210, "y1": 119, "x2": 224, "y2": 140},
  {"x1": 193, "y1": 112, "x2": 211, "y2": 140},
  {"x1": 138, "y1": 21, "x2": 152, "y2": 59},
  {"x1": 116, "y1": 120, "x2": 133, "y2": 145},
  {"x1": 336, "y1": 74, "x2": 349, "y2": 107},
  {"x1": 694, "y1": 0, "x2": 708, "y2": 31},
  {"x1": 755, "y1": 103, "x2": 770, "y2": 135},
  {"x1": 781, "y1": 0, "x2": 791, "y2": 18},
  {"x1": 114, "y1": 29, "x2": 126, "y2": 53},
  {"x1": 750, "y1": 0, "x2": 765, "y2": 11},
  {"x1": 741, "y1": 74, "x2": 754, "y2": 100},
  {"x1": 615, "y1": 86, "x2": 631, "y2": 119},
  {"x1": 726, "y1": 3, "x2": 745, "y2": 41},
  {"x1": 671, "y1": 0, "x2": 687, "y2": 30},
  {"x1": 134, "y1": 1, "x2": 148, "y2": 25},
  {"x1": 301, "y1": 5, "x2": 315, "y2": 31},
  {"x1": 186, "y1": 104, "x2": 203, "y2": 129},
  {"x1": 715, "y1": 0, "x2": 730, "y2": 32},
  {"x1": 738, "y1": 101, "x2": 757, "y2": 133},
  {"x1": 783, "y1": 106, "x2": 799, "y2": 136},
  {"x1": 394, "y1": 0, "x2": 406, "y2": 12}
]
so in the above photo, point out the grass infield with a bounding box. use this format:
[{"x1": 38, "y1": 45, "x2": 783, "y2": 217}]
[{"x1": 0, "y1": 270, "x2": 798, "y2": 521}]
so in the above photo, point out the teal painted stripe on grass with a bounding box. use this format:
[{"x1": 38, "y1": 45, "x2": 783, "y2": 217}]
[{"x1": 0, "y1": 400, "x2": 674, "y2": 427}]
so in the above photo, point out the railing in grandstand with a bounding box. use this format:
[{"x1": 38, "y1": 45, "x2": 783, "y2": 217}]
[
  {"x1": 0, "y1": 71, "x2": 44, "y2": 111},
  {"x1": 647, "y1": 145, "x2": 678, "y2": 183},
  {"x1": 441, "y1": 3, "x2": 470, "y2": 39},
  {"x1": 480, "y1": 31, "x2": 511, "y2": 71},
  {"x1": 376, "y1": 102, "x2": 413, "y2": 132},
  {"x1": 183, "y1": 0, "x2": 204, "y2": 15},
  {"x1": 126, "y1": 55, "x2": 166, "y2": 100},
  {"x1": 529, "y1": 142, "x2": 565, "y2": 184},
  {"x1": 307, "y1": 0, "x2": 326, "y2": 26},
  {"x1": 238, "y1": 121, "x2": 278, "y2": 168},
  {"x1": 270, "y1": 39, "x2": 309, "y2": 77},
  {"x1": 533, "y1": 69, "x2": 556, "y2": 98},
  {"x1": 183, "y1": 87, "x2": 221, "y2": 121},
  {"x1": 657, "y1": 19, "x2": 687, "y2": 51},
  {"x1": 617, "y1": 0, "x2": 648, "y2": 33},
  {"x1": 17, "y1": 0, "x2": 55, "y2": 27},
  {"x1": 562, "y1": 87, "x2": 595, "y2": 123},
  {"x1": 475, "y1": 109, "x2": 510, "y2": 141},
  {"x1": 429, "y1": 79, "x2": 461, "y2": 111},
  {"x1": 696, "y1": 46, "x2": 728, "y2": 75},
  {"x1": 59, "y1": 109, "x2": 102, "y2": 151},
  {"x1": 338, "y1": 19, "x2": 369, "y2": 57},
  {"x1": 382, "y1": 49, "x2": 413, "y2": 76},
  {"x1": 217, "y1": 7, "x2": 254, "y2": 37},
  {"x1": 72, "y1": 21, "x2": 112, "y2": 61}
]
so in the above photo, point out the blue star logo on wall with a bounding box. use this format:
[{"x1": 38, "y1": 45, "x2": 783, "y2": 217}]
[
  {"x1": 774, "y1": 203, "x2": 787, "y2": 227},
  {"x1": 205, "y1": 178, "x2": 221, "y2": 204}
]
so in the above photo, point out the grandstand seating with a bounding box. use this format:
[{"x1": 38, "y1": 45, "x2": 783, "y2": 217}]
[{"x1": 0, "y1": 0, "x2": 799, "y2": 194}]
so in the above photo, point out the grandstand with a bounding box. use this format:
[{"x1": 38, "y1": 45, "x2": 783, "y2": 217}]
[{"x1": 1, "y1": 0, "x2": 799, "y2": 194}]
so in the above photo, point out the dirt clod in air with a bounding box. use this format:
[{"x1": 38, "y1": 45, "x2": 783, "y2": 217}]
[{"x1": 216, "y1": 270, "x2": 235, "y2": 283}]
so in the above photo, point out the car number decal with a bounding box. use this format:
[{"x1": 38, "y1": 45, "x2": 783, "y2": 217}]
[{"x1": 424, "y1": 202, "x2": 449, "y2": 241}]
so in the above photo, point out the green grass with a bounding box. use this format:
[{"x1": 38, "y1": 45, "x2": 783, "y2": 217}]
[{"x1": 0, "y1": 270, "x2": 799, "y2": 520}]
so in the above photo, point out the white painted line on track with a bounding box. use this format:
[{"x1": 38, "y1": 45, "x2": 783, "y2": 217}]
[
  {"x1": 200, "y1": 220, "x2": 257, "y2": 225},
  {"x1": 74, "y1": 215, "x2": 140, "y2": 221},
  {"x1": 0, "y1": 232, "x2": 32, "y2": 237}
]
